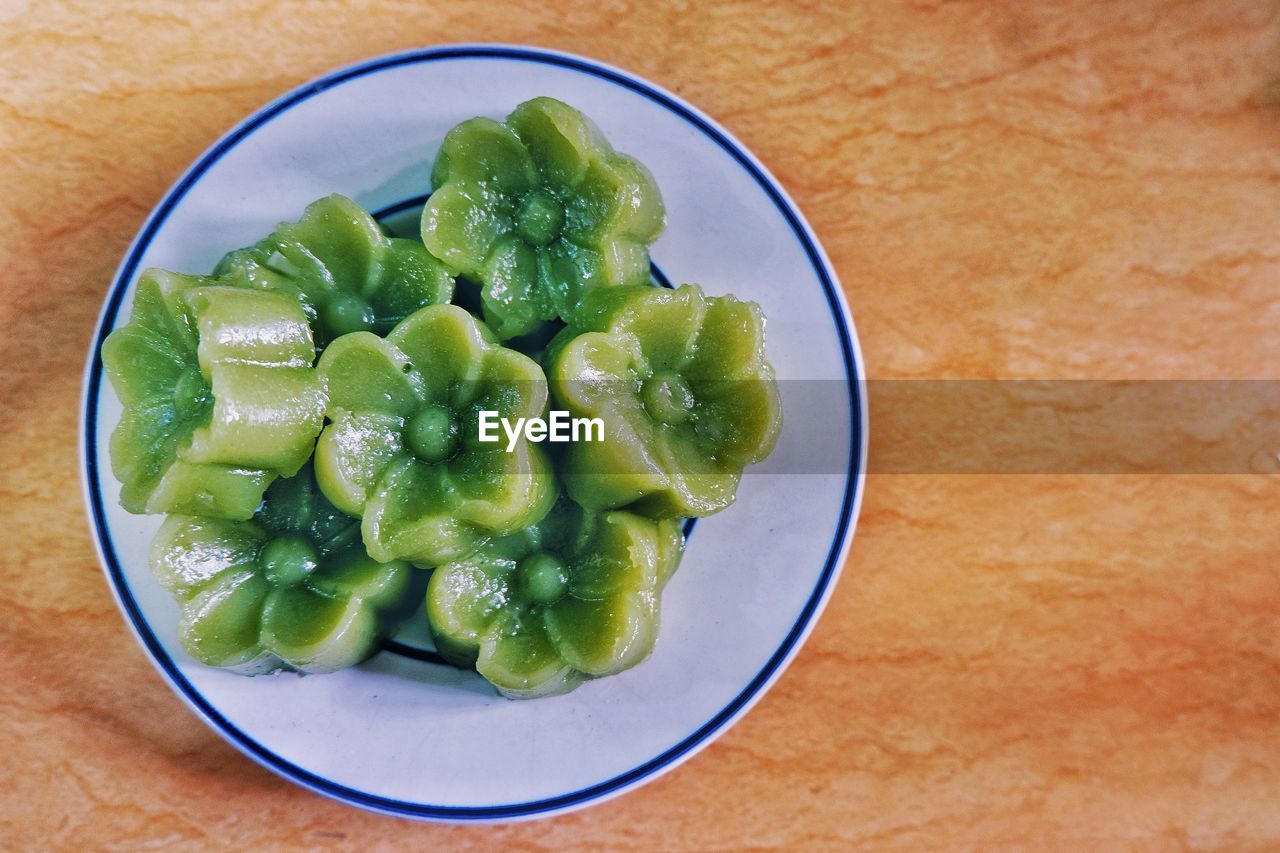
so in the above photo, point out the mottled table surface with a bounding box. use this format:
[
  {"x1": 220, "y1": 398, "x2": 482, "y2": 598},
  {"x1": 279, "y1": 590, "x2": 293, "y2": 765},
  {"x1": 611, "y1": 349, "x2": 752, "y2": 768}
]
[{"x1": 4, "y1": 1, "x2": 1280, "y2": 848}]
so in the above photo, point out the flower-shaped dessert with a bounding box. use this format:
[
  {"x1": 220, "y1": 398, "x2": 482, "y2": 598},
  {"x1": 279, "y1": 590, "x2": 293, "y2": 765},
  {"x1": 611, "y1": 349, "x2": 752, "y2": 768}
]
[
  {"x1": 427, "y1": 498, "x2": 684, "y2": 698},
  {"x1": 315, "y1": 303, "x2": 556, "y2": 565},
  {"x1": 420, "y1": 97, "x2": 665, "y2": 341},
  {"x1": 151, "y1": 465, "x2": 421, "y2": 673},
  {"x1": 547, "y1": 284, "x2": 782, "y2": 517},
  {"x1": 216, "y1": 194, "x2": 454, "y2": 348},
  {"x1": 102, "y1": 269, "x2": 327, "y2": 520}
]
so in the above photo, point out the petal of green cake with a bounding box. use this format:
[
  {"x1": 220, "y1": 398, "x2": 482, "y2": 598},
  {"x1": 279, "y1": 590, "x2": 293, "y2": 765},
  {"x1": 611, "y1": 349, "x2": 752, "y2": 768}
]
[
  {"x1": 186, "y1": 286, "x2": 315, "y2": 369},
  {"x1": 479, "y1": 234, "x2": 545, "y2": 339},
  {"x1": 544, "y1": 593, "x2": 656, "y2": 677},
  {"x1": 686, "y1": 295, "x2": 766, "y2": 376},
  {"x1": 259, "y1": 585, "x2": 378, "y2": 673},
  {"x1": 145, "y1": 461, "x2": 274, "y2": 521},
  {"x1": 612, "y1": 285, "x2": 706, "y2": 373},
  {"x1": 140, "y1": 268, "x2": 203, "y2": 349},
  {"x1": 318, "y1": 331, "x2": 422, "y2": 418},
  {"x1": 603, "y1": 153, "x2": 666, "y2": 243},
  {"x1": 178, "y1": 570, "x2": 269, "y2": 670},
  {"x1": 694, "y1": 376, "x2": 782, "y2": 466},
  {"x1": 596, "y1": 237, "x2": 654, "y2": 291},
  {"x1": 184, "y1": 362, "x2": 325, "y2": 476},
  {"x1": 310, "y1": 547, "x2": 416, "y2": 613},
  {"x1": 477, "y1": 616, "x2": 580, "y2": 699},
  {"x1": 386, "y1": 304, "x2": 489, "y2": 405},
  {"x1": 420, "y1": 181, "x2": 510, "y2": 277},
  {"x1": 564, "y1": 511, "x2": 660, "y2": 600},
  {"x1": 367, "y1": 238, "x2": 455, "y2": 331},
  {"x1": 431, "y1": 116, "x2": 536, "y2": 196},
  {"x1": 426, "y1": 555, "x2": 516, "y2": 650},
  {"x1": 108, "y1": 395, "x2": 190, "y2": 513},
  {"x1": 150, "y1": 514, "x2": 265, "y2": 597},
  {"x1": 507, "y1": 96, "x2": 600, "y2": 190},
  {"x1": 477, "y1": 345, "x2": 548, "y2": 419},
  {"x1": 562, "y1": 154, "x2": 665, "y2": 246},
  {"x1": 362, "y1": 456, "x2": 479, "y2": 565},
  {"x1": 313, "y1": 410, "x2": 405, "y2": 517},
  {"x1": 273, "y1": 194, "x2": 386, "y2": 296},
  {"x1": 455, "y1": 346, "x2": 549, "y2": 451},
  {"x1": 631, "y1": 425, "x2": 741, "y2": 517},
  {"x1": 654, "y1": 518, "x2": 685, "y2": 588},
  {"x1": 447, "y1": 443, "x2": 555, "y2": 534},
  {"x1": 101, "y1": 324, "x2": 191, "y2": 406}
]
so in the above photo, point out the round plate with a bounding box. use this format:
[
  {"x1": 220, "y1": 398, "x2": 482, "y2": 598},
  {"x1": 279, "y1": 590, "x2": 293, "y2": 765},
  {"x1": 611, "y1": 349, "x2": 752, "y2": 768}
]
[{"x1": 80, "y1": 45, "x2": 867, "y2": 822}]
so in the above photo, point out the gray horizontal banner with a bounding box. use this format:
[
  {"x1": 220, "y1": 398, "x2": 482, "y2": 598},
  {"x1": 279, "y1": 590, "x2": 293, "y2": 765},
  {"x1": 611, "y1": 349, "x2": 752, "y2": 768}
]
[
  {"x1": 864, "y1": 380, "x2": 1280, "y2": 474},
  {"x1": 527, "y1": 379, "x2": 1280, "y2": 475}
]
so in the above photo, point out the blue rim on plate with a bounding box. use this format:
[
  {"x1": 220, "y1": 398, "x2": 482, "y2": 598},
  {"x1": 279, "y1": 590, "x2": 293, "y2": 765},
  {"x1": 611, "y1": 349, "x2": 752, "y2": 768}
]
[{"x1": 79, "y1": 44, "x2": 868, "y2": 822}]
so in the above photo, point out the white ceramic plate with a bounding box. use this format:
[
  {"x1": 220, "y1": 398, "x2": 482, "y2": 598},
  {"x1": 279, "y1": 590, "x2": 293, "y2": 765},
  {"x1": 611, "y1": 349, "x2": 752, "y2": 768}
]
[{"x1": 80, "y1": 45, "x2": 867, "y2": 822}]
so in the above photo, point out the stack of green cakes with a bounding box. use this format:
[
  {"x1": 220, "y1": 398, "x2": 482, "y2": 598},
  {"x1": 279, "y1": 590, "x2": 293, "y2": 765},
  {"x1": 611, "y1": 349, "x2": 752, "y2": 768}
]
[{"x1": 103, "y1": 97, "x2": 782, "y2": 699}]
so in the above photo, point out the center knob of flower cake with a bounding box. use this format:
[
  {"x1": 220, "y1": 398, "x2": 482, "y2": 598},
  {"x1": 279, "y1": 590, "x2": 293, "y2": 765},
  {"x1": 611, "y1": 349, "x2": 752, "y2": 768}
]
[
  {"x1": 517, "y1": 552, "x2": 569, "y2": 605},
  {"x1": 259, "y1": 533, "x2": 321, "y2": 586},
  {"x1": 406, "y1": 404, "x2": 460, "y2": 463},
  {"x1": 515, "y1": 189, "x2": 564, "y2": 247},
  {"x1": 323, "y1": 293, "x2": 378, "y2": 336},
  {"x1": 641, "y1": 371, "x2": 695, "y2": 425}
]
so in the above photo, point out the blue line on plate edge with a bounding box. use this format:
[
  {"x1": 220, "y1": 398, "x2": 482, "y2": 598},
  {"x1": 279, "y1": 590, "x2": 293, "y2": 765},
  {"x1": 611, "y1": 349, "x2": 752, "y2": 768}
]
[
  {"x1": 380, "y1": 639, "x2": 450, "y2": 666},
  {"x1": 370, "y1": 196, "x2": 692, "y2": 665},
  {"x1": 82, "y1": 45, "x2": 861, "y2": 822},
  {"x1": 372, "y1": 193, "x2": 431, "y2": 220}
]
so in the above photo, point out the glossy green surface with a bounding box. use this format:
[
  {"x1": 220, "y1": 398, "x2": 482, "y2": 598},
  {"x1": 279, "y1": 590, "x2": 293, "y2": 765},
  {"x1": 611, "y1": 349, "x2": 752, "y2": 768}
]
[
  {"x1": 150, "y1": 465, "x2": 421, "y2": 673},
  {"x1": 421, "y1": 97, "x2": 665, "y2": 340},
  {"x1": 99, "y1": 100, "x2": 781, "y2": 689},
  {"x1": 216, "y1": 194, "x2": 454, "y2": 348},
  {"x1": 548, "y1": 284, "x2": 782, "y2": 517},
  {"x1": 102, "y1": 269, "x2": 326, "y2": 520},
  {"x1": 315, "y1": 304, "x2": 556, "y2": 566},
  {"x1": 426, "y1": 498, "x2": 684, "y2": 698}
]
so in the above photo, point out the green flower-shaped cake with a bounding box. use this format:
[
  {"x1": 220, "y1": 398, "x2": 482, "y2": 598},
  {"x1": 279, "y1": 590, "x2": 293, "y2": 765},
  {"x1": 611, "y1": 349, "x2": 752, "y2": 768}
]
[
  {"x1": 315, "y1": 303, "x2": 556, "y2": 566},
  {"x1": 421, "y1": 97, "x2": 665, "y2": 340},
  {"x1": 216, "y1": 194, "x2": 454, "y2": 347},
  {"x1": 103, "y1": 269, "x2": 326, "y2": 520},
  {"x1": 548, "y1": 284, "x2": 782, "y2": 517},
  {"x1": 97, "y1": 95, "x2": 785, "y2": 693},
  {"x1": 427, "y1": 498, "x2": 684, "y2": 698},
  {"x1": 151, "y1": 465, "x2": 421, "y2": 674}
]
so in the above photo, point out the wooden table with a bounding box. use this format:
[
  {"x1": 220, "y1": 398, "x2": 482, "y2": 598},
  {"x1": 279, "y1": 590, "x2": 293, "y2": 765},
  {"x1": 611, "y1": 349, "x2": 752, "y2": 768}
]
[{"x1": 4, "y1": 1, "x2": 1279, "y2": 847}]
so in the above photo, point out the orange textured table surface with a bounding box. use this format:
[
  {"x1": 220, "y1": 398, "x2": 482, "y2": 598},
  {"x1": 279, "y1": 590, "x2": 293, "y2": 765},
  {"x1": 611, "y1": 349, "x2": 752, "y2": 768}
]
[{"x1": 4, "y1": 1, "x2": 1280, "y2": 848}]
